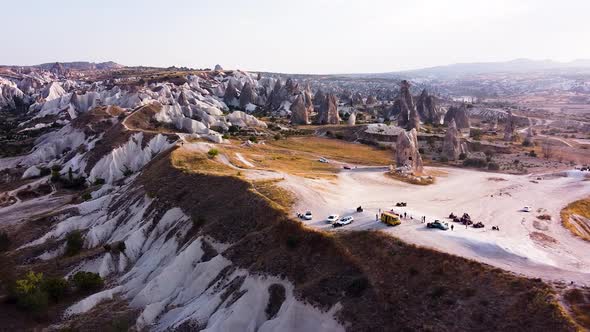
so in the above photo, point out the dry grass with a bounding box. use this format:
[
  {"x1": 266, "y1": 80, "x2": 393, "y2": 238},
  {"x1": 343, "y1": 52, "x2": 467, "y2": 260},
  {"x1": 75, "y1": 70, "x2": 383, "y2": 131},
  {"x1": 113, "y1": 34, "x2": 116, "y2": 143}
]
[
  {"x1": 562, "y1": 288, "x2": 590, "y2": 330},
  {"x1": 251, "y1": 179, "x2": 295, "y2": 210},
  {"x1": 269, "y1": 136, "x2": 393, "y2": 166},
  {"x1": 222, "y1": 142, "x2": 339, "y2": 179},
  {"x1": 560, "y1": 198, "x2": 590, "y2": 242},
  {"x1": 171, "y1": 148, "x2": 236, "y2": 176}
]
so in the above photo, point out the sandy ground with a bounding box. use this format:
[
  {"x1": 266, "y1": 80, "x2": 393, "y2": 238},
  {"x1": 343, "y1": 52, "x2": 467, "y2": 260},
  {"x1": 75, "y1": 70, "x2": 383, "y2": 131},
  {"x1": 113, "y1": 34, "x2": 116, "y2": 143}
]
[{"x1": 279, "y1": 166, "x2": 590, "y2": 285}]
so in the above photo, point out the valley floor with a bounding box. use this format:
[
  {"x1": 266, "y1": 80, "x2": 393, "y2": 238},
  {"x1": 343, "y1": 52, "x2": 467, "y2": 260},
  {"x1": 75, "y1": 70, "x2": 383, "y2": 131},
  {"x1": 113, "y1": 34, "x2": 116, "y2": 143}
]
[{"x1": 278, "y1": 166, "x2": 590, "y2": 285}]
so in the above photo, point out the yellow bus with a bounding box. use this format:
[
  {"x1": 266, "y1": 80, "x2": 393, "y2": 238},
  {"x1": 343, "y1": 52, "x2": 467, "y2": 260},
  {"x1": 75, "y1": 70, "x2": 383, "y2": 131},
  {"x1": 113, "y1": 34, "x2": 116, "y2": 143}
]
[{"x1": 381, "y1": 211, "x2": 401, "y2": 226}]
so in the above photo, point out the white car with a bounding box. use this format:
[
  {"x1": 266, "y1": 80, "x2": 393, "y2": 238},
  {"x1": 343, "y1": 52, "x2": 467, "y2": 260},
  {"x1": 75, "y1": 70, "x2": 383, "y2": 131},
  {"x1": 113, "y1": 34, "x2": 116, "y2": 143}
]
[
  {"x1": 326, "y1": 214, "x2": 340, "y2": 224},
  {"x1": 319, "y1": 157, "x2": 329, "y2": 163},
  {"x1": 303, "y1": 211, "x2": 313, "y2": 220},
  {"x1": 333, "y1": 216, "x2": 354, "y2": 227},
  {"x1": 523, "y1": 206, "x2": 532, "y2": 212}
]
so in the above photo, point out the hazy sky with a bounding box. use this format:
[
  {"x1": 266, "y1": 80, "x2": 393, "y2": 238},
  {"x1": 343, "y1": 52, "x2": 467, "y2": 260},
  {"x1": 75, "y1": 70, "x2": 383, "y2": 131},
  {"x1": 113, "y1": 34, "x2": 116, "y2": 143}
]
[{"x1": 2, "y1": 0, "x2": 590, "y2": 74}]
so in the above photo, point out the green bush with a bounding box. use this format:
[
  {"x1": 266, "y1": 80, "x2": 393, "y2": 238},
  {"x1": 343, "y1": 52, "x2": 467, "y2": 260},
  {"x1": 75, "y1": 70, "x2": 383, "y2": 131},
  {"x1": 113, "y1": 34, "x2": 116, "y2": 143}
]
[
  {"x1": 458, "y1": 152, "x2": 467, "y2": 160},
  {"x1": 228, "y1": 125, "x2": 239, "y2": 133},
  {"x1": 0, "y1": 231, "x2": 11, "y2": 252},
  {"x1": 487, "y1": 162, "x2": 500, "y2": 171},
  {"x1": 470, "y1": 129, "x2": 482, "y2": 140},
  {"x1": 94, "y1": 178, "x2": 105, "y2": 186},
  {"x1": 222, "y1": 133, "x2": 229, "y2": 140},
  {"x1": 50, "y1": 165, "x2": 62, "y2": 182},
  {"x1": 122, "y1": 167, "x2": 133, "y2": 177},
  {"x1": 248, "y1": 136, "x2": 258, "y2": 143},
  {"x1": 207, "y1": 148, "x2": 219, "y2": 158},
  {"x1": 463, "y1": 158, "x2": 488, "y2": 168},
  {"x1": 81, "y1": 192, "x2": 92, "y2": 201},
  {"x1": 71, "y1": 271, "x2": 104, "y2": 293},
  {"x1": 42, "y1": 277, "x2": 69, "y2": 302},
  {"x1": 529, "y1": 150, "x2": 537, "y2": 157},
  {"x1": 273, "y1": 134, "x2": 282, "y2": 140},
  {"x1": 14, "y1": 271, "x2": 48, "y2": 313},
  {"x1": 117, "y1": 241, "x2": 126, "y2": 253},
  {"x1": 65, "y1": 231, "x2": 84, "y2": 256}
]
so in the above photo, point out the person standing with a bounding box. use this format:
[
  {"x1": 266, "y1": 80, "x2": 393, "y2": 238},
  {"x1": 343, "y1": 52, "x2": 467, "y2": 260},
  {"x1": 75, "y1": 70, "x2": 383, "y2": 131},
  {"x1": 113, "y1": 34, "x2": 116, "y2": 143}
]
[{"x1": 451, "y1": 224, "x2": 454, "y2": 231}]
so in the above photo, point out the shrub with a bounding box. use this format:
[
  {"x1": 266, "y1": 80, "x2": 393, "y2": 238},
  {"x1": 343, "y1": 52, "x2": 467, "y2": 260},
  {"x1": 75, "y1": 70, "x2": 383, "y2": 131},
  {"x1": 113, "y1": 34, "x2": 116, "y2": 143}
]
[
  {"x1": 81, "y1": 192, "x2": 92, "y2": 201},
  {"x1": 439, "y1": 156, "x2": 449, "y2": 163},
  {"x1": 0, "y1": 231, "x2": 11, "y2": 252},
  {"x1": 529, "y1": 150, "x2": 537, "y2": 158},
  {"x1": 71, "y1": 272, "x2": 104, "y2": 293},
  {"x1": 94, "y1": 178, "x2": 105, "y2": 186},
  {"x1": 463, "y1": 158, "x2": 487, "y2": 168},
  {"x1": 418, "y1": 148, "x2": 425, "y2": 154},
  {"x1": 50, "y1": 165, "x2": 62, "y2": 182},
  {"x1": 42, "y1": 277, "x2": 69, "y2": 302},
  {"x1": 122, "y1": 167, "x2": 133, "y2": 177},
  {"x1": 103, "y1": 243, "x2": 112, "y2": 252},
  {"x1": 470, "y1": 129, "x2": 482, "y2": 140},
  {"x1": 248, "y1": 136, "x2": 258, "y2": 143},
  {"x1": 228, "y1": 125, "x2": 239, "y2": 133},
  {"x1": 273, "y1": 134, "x2": 282, "y2": 140},
  {"x1": 458, "y1": 152, "x2": 467, "y2": 160},
  {"x1": 207, "y1": 148, "x2": 219, "y2": 158},
  {"x1": 117, "y1": 241, "x2": 126, "y2": 253},
  {"x1": 14, "y1": 271, "x2": 48, "y2": 313},
  {"x1": 65, "y1": 230, "x2": 84, "y2": 256},
  {"x1": 38, "y1": 167, "x2": 51, "y2": 177},
  {"x1": 487, "y1": 162, "x2": 500, "y2": 171},
  {"x1": 221, "y1": 134, "x2": 229, "y2": 140}
]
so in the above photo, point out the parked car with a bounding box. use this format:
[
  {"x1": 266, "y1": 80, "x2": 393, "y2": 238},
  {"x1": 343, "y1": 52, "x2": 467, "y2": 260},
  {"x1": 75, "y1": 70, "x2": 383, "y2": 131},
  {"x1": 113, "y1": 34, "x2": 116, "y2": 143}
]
[
  {"x1": 427, "y1": 220, "x2": 449, "y2": 230},
  {"x1": 522, "y1": 206, "x2": 532, "y2": 212},
  {"x1": 326, "y1": 214, "x2": 340, "y2": 224},
  {"x1": 303, "y1": 211, "x2": 313, "y2": 220},
  {"x1": 343, "y1": 165, "x2": 352, "y2": 170},
  {"x1": 333, "y1": 216, "x2": 354, "y2": 228},
  {"x1": 319, "y1": 157, "x2": 329, "y2": 163}
]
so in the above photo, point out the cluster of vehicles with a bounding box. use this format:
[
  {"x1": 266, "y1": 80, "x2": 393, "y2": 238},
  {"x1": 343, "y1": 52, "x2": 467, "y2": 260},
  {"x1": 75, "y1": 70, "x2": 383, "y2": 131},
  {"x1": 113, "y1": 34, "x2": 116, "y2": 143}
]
[{"x1": 326, "y1": 214, "x2": 355, "y2": 227}]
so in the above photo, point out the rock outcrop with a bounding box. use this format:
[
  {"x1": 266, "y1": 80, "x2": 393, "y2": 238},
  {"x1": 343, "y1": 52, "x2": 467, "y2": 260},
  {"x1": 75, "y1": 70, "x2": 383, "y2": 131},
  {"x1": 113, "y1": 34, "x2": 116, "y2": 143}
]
[
  {"x1": 316, "y1": 93, "x2": 339, "y2": 124},
  {"x1": 347, "y1": 112, "x2": 356, "y2": 126},
  {"x1": 290, "y1": 93, "x2": 309, "y2": 125},
  {"x1": 395, "y1": 129, "x2": 423, "y2": 174},
  {"x1": 442, "y1": 119, "x2": 467, "y2": 160},
  {"x1": 313, "y1": 89, "x2": 326, "y2": 109},
  {"x1": 239, "y1": 81, "x2": 256, "y2": 110},
  {"x1": 504, "y1": 111, "x2": 515, "y2": 141},
  {"x1": 416, "y1": 89, "x2": 444, "y2": 125},
  {"x1": 352, "y1": 92, "x2": 364, "y2": 107},
  {"x1": 396, "y1": 80, "x2": 420, "y2": 130},
  {"x1": 444, "y1": 105, "x2": 470, "y2": 131},
  {"x1": 366, "y1": 95, "x2": 377, "y2": 105},
  {"x1": 224, "y1": 81, "x2": 239, "y2": 107},
  {"x1": 214, "y1": 64, "x2": 223, "y2": 71}
]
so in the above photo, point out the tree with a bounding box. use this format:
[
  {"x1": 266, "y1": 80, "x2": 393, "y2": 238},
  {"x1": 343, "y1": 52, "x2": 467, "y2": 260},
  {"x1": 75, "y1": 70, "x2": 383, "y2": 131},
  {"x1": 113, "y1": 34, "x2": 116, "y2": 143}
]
[{"x1": 542, "y1": 139, "x2": 554, "y2": 159}]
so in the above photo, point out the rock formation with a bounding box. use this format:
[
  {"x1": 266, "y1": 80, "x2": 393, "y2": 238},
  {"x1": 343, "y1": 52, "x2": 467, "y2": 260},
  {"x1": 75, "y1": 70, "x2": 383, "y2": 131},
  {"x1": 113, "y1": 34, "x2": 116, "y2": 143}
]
[
  {"x1": 444, "y1": 104, "x2": 470, "y2": 131},
  {"x1": 352, "y1": 92, "x2": 364, "y2": 107},
  {"x1": 396, "y1": 80, "x2": 420, "y2": 130},
  {"x1": 395, "y1": 129, "x2": 423, "y2": 174},
  {"x1": 347, "y1": 112, "x2": 356, "y2": 126},
  {"x1": 313, "y1": 89, "x2": 326, "y2": 108},
  {"x1": 214, "y1": 64, "x2": 223, "y2": 71},
  {"x1": 504, "y1": 111, "x2": 515, "y2": 141},
  {"x1": 416, "y1": 89, "x2": 444, "y2": 124},
  {"x1": 366, "y1": 95, "x2": 377, "y2": 105},
  {"x1": 239, "y1": 81, "x2": 256, "y2": 110},
  {"x1": 317, "y1": 93, "x2": 339, "y2": 124},
  {"x1": 442, "y1": 119, "x2": 467, "y2": 160},
  {"x1": 223, "y1": 81, "x2": 239, "y2": 107},
  {"x1": 290, "y1": 93, "x2": 309, "y2": 125}
]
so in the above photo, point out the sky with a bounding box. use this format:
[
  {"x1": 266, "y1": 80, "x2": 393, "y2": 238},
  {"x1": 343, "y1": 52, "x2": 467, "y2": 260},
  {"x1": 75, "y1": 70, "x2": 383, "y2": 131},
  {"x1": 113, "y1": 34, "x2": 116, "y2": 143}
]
[{"x1": 2, "y1": 0, "x2": 590, "y2": 74}]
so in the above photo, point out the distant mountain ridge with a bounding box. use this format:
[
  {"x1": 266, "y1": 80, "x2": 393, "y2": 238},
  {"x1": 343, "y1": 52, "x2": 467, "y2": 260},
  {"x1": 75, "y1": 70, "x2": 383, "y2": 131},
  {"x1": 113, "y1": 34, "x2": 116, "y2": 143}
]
[
  {"x1": 396, "y1": 58, "x2": 590, "y2": 78},
  {"x1": 0, "y1": 61, "x2": 124, "y2": 71}
]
